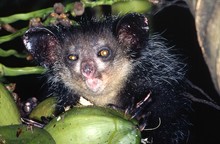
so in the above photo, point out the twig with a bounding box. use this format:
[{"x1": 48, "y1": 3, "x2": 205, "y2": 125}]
[
  {"x1": 186, "y1": 79, "x2": 217, "y2": 103},
  {"x1": 0, "y1": 27, "x2": 28, "y2": 44},
  {"x1": 0, "y1": 48, "x2": 27, "y2": 58},
  {"x1": 81, "y1": 0, "x2": 132, "y2": 7},
  {"x1": 2, "y1": 24, "x2": 17, "y2": 33},
  {"x1": 0, "y1": 63, "x2": 46, "y2": 77},
  {"x1": 0, "y1": 0, "x2": 132, "y2": 24},
  {"x1": 0, "y1": 0, "x2": 133, "y2": 44},
  {"x1": 0, "y1": 7, "x2": 53, "y2": 24},
  {"x1": 184, "y1": 92, "x2": 220, "y2": 111}
]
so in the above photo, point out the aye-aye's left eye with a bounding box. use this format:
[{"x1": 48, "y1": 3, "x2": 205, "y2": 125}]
[
  {"x1": 68, "y1": 54, "x2": 78, "y2": 61},
  {"x1": 97, "y1": 47, "x2": 111, "y2": 59}
]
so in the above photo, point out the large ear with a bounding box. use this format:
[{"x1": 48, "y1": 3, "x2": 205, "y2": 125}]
[
  {"x1": 23, "y1": 27, "x2": 61, "y2": 67},
  {"x1": 115, "y1": 13, "x2": 149, "y2": 48}
]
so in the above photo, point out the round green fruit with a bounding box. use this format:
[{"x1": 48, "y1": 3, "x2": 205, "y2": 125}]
[
  {"x1": 0, "y1": 124, "x2": 55, "y2": 144},
  {"x1": 0, "y1": 83, "x2": 21, "y2": 126},
  {"x1": 44, "y1": 106, "x2": 141, "y2": 144}
]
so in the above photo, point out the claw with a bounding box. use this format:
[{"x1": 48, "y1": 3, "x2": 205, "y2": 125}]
[
  {"x1": 125, "y1": 96, "x2": 135, "y2": 115},
  {"x1": 130, "y1": 92, "x2": 152, "y2": 120},
  {"x1": 138, "y1": 112, "x2": 151, "y2": 131},
  {"x1": 123, "y1": 92, "x2": 153, "y2": 131},
  {"x1": 108, "y1": 92, "x2": 153, "y2": 131}
]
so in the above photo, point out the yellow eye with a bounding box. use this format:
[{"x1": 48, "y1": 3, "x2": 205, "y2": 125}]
[
  {"x1": 98, "y1": 49, "x2": 109, "y2": 57},
  {"x1": 68, "y1": 54, "x2": 78, "y2": 61}
]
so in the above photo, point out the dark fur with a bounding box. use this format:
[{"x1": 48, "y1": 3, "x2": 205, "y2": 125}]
[{"x1": 23, "y1": 13, "x2": 191, "y2": 144}]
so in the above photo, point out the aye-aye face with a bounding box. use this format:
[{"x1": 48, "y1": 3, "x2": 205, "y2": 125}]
[{"x1": 23, "y1": 13, "x2": 149, "y2": 106}]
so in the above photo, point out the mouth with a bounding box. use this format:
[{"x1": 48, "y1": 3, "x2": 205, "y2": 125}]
[
  {"x1": 85, "y1": 77, "x2": 103, "y2": 93},
  {"x1": 80, "y1": 60, "x2": 103, "y2": 93}
]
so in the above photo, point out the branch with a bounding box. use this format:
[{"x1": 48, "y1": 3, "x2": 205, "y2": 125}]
[
  {"x1": 0, "y1": 48, "x2": 27, "y2": 58},
  {"x1": 184, "y1": 92, "x2": 220, "y2": 111},
  {"x1": 0, "y1": 63, "x2": 46, "y2": 77},
  {"x1": 186, "y1": 79, "x2": 216, "y2": 103},
  {"x1": 0, "y1": 0, "x2": 132, "y2": 24},
  {"x1": 81, "y1": 0, "x2": 132, "y2": 7},
  {"x1": 0, "y1": 27, "x2": 28, "y2": 44},
  {"x1": 0, "y1": 7, "x2": 53, "y2": 24}
]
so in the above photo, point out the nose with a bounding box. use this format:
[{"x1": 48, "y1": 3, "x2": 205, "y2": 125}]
[{"x1": 81, "y1": 60, "x2": 96, "y2": 78}]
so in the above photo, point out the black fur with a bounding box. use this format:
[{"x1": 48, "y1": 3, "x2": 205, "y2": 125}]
[{"x1": 23, "y1": 13, "x2": 191, "y2": 144}]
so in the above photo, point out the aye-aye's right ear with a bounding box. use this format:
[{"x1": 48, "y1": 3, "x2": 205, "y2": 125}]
[{"x1": 23, "y1": 27, "x2": 61, "y2": 67}]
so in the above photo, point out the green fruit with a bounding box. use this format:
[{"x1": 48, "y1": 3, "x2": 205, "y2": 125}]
[
  {"x1": 0, "y1": 82, "x2": 21, "y2": 126},
  {"x1": 44, "y1": 106, "x2": 141, "y2": 144},
  {"x1": 0, "y1": 124, "x2": 55, "y2": 144},
  {"x1": 29, "y1": 97, "x2": 57, "y2": 121}
]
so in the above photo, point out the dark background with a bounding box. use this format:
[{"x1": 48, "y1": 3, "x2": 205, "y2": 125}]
[
  {"x1": 152, "y1": 5, "x2": 220, "y2": 144},
  {"x1": 1, "y1": 0, "x2": 220, "y2": 143}
]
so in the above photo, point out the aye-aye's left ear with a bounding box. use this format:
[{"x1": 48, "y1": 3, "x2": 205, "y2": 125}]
[{"x1": 115, "y1": 13, "x2": 149, "y2": 49}]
